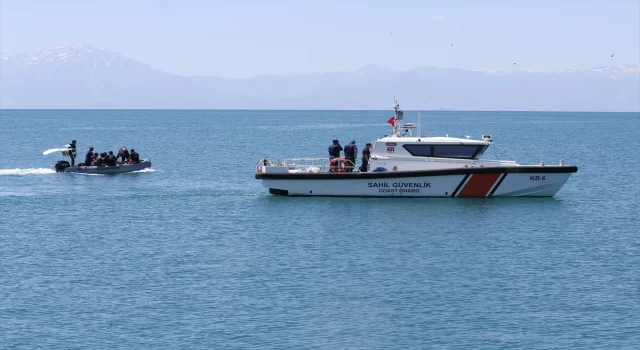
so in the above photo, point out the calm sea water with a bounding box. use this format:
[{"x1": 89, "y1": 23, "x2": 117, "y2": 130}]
[{"x1": 1, "y1": 109, "x2": 639, "y2": 349}]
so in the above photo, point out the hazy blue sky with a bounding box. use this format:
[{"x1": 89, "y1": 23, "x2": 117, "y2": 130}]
[{"x1": 1, "y1": 0, "x2": 638, "y2": 78}]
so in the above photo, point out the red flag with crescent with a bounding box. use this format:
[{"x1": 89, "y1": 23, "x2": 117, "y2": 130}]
[{"x1": 387, "y1": 116, "x2": 395, "y2": 126}]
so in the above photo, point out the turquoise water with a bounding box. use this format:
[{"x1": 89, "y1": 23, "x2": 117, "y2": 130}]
[{"x1": 1, "y1": 110, "x2": 639, "y2": 349}]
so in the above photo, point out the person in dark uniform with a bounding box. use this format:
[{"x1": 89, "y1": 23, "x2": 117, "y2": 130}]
[
  {"x1": 106, "y1": 151, "x2": 117, "y2": 166},
  {"x1": 94, "y1": 153, "x2": 104, "y2": 167},
  {"x1": 129, "y1": 149, "x2": 140, "y2": 164},
  {"x1": 328, "y1": 139, "x2": 342, "y2": 161},
  {"x1": 118, "y1": 147, "x2": 130, "y2": 163},
  {"x1": 360, "y1": 143, "x2": 373, "y2": 172},
  {"x1": 344, "y1": 140, "x2": 358, "y2": 172},
  {"x1": 68, "y1": 140, "x2": 77, "y2": 166},
  {"x1": 83, "y1": 146, "x2": 94, "y2": 166}
]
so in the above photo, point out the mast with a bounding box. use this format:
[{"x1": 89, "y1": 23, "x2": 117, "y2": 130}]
[
  {"x1": 393, "y1": 100, "x2": 398, "y2": 136},
  {"x1": 392, "y1": 99, "x2": 403, "y2": 136}
]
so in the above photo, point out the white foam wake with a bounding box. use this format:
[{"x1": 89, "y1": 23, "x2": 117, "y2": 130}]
[
  {"x1": 130, "y1": 168, "x2": 157, "y2": 173},
  {"x1": 0, "y1": 168, "x2": 56, "y2": 176}
]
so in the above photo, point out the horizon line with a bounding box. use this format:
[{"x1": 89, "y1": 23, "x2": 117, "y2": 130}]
[{"x1": 1, "y1": 108, "x2": 638, "y2": 113}]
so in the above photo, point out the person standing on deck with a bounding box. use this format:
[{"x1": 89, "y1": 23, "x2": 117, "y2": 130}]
[
  {"x1": 344, "y1": 140, "x2": 357, "y2": 172},
  {"x1": 67, "y1": 140, "x2": 77, "y2": 166},
  {"x1": 328, "y1": 139, "x2": 342, "y2": 161},
  {"x1": 360, "y1": 143, "x2": 372, "y2": 172}
]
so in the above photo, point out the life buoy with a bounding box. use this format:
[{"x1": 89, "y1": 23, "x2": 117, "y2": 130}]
[{"x1": 329, "y1": 157, "x2": 348, "y2": 172}]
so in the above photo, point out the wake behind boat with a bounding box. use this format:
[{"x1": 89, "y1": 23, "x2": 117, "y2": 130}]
[{"x1": 256, "y1": 101, "x2": 578, "y2": 197}]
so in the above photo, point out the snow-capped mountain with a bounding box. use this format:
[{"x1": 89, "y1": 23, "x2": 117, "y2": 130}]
[
  {"x1": 3, "y1": 43, "x2": 117, "y2": 65},
  {"x1": 583, "y1": 65, "x2": 640, "y2": 76},
  {"x1": 483, "y1": 64, "x2": 640, "y2": 77},
  {"x1": 1, "y1": 44, "x2": 638, "y2": 111},
  {"x1": 1, "y1": 43, "x2": 157, "y2": 81}
]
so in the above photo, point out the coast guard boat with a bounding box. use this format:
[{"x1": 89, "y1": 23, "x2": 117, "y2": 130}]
[
  {"x1": 255, "y1": 101, "x2": 577, "y2": 197},
  {"x1": 43, "y1": 147, "x2": 151, "y2": 174}
]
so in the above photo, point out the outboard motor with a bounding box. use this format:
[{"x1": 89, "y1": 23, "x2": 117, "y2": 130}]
[{"x1": 55, "y1": 160, "x2": 71, "y2": 173}]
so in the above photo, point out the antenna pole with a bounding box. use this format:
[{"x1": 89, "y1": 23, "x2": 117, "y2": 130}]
[
  {"x1": 418, "y1": 109, "x2": 421, "y2": 137},
  {"x1": 393, "y1": 99, "x2": 399, "y2": 136}
]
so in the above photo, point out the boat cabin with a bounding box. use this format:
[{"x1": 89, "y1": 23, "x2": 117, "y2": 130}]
[
  {"x1": 372, "y1": 136, "x2": 491, "y2": 160},
  {"x1": 371, "y1": 103, "x2": 493, "y2": 161}
]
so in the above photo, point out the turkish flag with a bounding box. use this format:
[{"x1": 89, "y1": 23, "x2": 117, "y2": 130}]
[{"x1": 387, "y1": 116, "x2": 395, "y2": 126}]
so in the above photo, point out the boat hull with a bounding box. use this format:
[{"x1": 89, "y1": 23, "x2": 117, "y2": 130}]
[
  {"x1": 256, "y1": 166, "x2": 577, "y2": 197},
  {"x1": 63, "y1": 161, "x2": 151, "y2": 174}
]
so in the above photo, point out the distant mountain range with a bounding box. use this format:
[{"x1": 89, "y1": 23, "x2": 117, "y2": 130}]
[{"x1": 1, "y1": 43, "x2": 638, "y2": 111}]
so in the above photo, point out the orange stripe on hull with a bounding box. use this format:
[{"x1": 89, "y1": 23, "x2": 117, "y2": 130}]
[{"x1": 457, "y1": 173, "x2": 502, "y2": 197}]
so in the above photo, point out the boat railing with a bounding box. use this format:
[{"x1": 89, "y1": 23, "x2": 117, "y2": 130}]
[
  {"x1": 256, "y1": 157, "x2": 360, "y2": 173},
  {"x1": 282, "y1": 158, "x2": 331, "y2": 173},
  {"x1": 475, "y1": 159, "x2": 518, "y2": 165}
]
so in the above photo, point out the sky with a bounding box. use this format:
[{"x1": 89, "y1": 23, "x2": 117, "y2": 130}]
[{"x1": 1, "y1": 0, "x2": 639, "y2": 78}]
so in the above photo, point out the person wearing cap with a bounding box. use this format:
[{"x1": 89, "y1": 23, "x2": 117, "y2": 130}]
[
  {"x1": 360, "y1": 143, "x2": 373, "y2": 172},
  {"x1": 68, "y1": 140, "x2": 77, "y2": 166},
  {"x1": 328, "y1": 139, "x2": 342, "y2": 161},
  {"x1": 344, "y1": 140, "x2": 358, "y2": 172},
  {"x1": 84, "y1": 146, "x2": 94, "y2": 167}
]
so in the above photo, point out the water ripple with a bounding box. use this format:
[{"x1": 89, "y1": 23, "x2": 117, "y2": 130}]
[{"x1": 1, "y1": 110, "x2": 638, "y2": 349}]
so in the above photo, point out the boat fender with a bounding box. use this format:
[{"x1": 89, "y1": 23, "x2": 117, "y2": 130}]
[
  {"x1": 329, "y1": 157, "x2": 348, "y2": 173},
  {"x1": 372, "y1": 167, "x2": 387, "y2": 172}
]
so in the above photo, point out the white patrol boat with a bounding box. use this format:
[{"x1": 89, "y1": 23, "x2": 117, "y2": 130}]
[{"x1": 255, "y1": 101, "x2": 577, "y2": 197}]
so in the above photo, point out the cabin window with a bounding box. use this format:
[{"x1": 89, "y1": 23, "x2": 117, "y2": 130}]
[
  {"x1": 403, "y1": 144, "x2": 487, "y2": 159},
  {"x1": 432, "y1": 145, "x2": 484, "y2": 159},
  {"x1": 402, "y1": 144, "x2": 433, "y2": 157}
]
